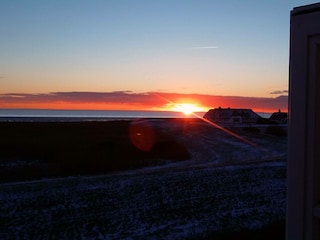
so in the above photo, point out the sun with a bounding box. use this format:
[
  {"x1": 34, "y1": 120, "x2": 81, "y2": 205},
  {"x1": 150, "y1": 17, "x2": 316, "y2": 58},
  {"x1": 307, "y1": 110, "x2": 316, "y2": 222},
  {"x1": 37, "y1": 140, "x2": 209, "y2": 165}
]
[{"x1": 173, "y1": 103, "x2": 203, "y2": 115}]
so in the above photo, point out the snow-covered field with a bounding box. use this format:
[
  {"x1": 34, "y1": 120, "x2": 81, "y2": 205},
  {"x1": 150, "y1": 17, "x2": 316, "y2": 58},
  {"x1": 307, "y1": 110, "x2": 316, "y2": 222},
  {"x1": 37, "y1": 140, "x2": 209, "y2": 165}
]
[{"x1": 0, "y1": 119, "x2": 287, "y2": 239}]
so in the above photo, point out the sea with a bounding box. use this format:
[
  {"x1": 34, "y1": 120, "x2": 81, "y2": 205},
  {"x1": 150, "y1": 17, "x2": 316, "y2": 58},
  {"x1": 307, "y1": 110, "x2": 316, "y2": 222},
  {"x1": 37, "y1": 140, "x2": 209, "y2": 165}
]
[
  {"x1": 0, "y1": 109, "x2": 272, "y2": 122},
  {"x1": 0, "y1": 109, "x2": 204, "y2": 122}
]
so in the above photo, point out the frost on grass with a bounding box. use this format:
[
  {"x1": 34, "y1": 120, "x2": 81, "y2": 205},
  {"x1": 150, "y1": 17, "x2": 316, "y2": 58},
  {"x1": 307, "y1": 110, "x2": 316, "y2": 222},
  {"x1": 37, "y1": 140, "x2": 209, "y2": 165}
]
[
  {"x1": 0, "y1": 162, "x2": 286, "y2": 239},
  {"x1": 0, "y1": 119, "x2": 287, "y2": 239}
]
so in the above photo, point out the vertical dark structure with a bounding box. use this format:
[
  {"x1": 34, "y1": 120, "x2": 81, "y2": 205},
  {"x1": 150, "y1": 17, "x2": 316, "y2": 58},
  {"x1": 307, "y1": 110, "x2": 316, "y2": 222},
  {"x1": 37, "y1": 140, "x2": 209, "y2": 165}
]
[{"x1": 287, "y1": 3, "x2": 320, "y2": 240}]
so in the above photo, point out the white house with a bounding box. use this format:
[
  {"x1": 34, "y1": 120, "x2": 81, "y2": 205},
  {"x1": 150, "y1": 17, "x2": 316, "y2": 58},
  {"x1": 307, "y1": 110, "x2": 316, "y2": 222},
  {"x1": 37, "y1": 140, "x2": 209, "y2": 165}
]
[{"x1": 203, "y1": 107, "x2": 261, "y2": 125}]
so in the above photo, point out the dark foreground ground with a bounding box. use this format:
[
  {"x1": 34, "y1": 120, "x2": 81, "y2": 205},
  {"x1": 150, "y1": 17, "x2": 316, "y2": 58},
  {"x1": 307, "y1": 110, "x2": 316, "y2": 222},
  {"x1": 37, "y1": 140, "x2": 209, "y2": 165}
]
[
  {"x1": 0, "y1": 161, "x2": 286, "y2": 239},
  {"x1": 0, "y1": 118, "x2": 287, "y2": 239},
  {"x1": 0, "y1": 119, "x2": 190, "y2": 183}
]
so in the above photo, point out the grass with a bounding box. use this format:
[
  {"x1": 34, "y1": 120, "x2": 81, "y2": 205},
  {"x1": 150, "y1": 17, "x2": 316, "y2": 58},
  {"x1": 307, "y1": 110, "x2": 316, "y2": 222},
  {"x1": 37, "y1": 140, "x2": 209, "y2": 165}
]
[
  {"x1": 0, "y1": 161, "x2": 286, "y2": 239},
  {"x1": 0, "y1": 118, "x2": 287, "y2": 239}
]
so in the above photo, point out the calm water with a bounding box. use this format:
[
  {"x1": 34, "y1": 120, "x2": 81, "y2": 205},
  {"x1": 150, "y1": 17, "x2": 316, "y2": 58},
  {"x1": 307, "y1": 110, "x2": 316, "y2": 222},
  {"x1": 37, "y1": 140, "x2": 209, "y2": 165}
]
[
  {"x1": 0, "y1": 109, "x2": 206, "y2": 121},
  {"x1": 0, "y1": 109, "x2": 271, "y2": 121}
]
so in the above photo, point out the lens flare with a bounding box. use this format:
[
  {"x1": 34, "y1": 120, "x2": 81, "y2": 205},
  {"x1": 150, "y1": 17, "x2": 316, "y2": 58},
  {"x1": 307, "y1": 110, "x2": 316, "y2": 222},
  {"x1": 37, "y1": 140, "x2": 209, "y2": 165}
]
[
  {"x1": 151, "y1": 93, "x2": 267, "y2": 152},
  {"x1": 129, "y1": 120, "x2": 155, "y2": 152}
]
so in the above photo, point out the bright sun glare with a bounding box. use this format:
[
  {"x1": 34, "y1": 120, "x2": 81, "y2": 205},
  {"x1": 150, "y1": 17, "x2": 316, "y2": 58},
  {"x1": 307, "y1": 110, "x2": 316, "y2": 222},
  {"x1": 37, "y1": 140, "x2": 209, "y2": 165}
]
[{"x1": 173, "y1": 103, "x2": 202, "y2": 115}]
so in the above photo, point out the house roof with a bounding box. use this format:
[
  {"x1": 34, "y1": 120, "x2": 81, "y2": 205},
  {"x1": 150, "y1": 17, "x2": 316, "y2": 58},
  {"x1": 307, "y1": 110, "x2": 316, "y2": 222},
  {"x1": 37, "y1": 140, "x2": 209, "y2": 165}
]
[
  {"x1": 203, "y1": 107, "x2": 261, "y2": 120},
  {"x1": 270, "y1": 111, "x2": 288, "y2": 121}
]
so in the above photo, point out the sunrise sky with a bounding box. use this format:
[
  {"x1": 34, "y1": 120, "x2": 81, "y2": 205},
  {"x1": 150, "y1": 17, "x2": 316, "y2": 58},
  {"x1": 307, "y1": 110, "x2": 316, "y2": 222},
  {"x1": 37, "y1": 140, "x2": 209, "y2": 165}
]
[{"x1": 0, "y1": 0, "x2": 317, "y2": 112}]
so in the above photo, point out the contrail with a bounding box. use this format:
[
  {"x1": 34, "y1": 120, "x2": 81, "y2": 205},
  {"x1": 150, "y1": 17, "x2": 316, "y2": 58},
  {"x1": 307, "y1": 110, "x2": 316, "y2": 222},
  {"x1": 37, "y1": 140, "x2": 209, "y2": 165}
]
[{"x1": 188, "y1": 46, "x2": 219, "y2": 50}]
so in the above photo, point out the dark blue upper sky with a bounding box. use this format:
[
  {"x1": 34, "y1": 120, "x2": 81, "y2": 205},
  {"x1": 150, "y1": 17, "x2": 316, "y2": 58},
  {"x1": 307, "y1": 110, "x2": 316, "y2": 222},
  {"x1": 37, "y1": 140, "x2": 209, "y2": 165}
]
[{"x1": 0, "y1": 0, "x2": 317, "y2": 99}]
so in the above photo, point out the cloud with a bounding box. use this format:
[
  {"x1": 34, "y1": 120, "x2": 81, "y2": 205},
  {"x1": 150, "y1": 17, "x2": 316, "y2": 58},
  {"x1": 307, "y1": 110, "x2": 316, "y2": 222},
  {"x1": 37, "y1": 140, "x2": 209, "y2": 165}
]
[
  {"x1": 270, "y1": 90, "x2": 288, "y2": 95},
  {"x1": 0, "y1": 91, "x2": 161, "y2": 109},
  {"x1": 0, "y1": 91, "x2": 288, "y2": 112}
]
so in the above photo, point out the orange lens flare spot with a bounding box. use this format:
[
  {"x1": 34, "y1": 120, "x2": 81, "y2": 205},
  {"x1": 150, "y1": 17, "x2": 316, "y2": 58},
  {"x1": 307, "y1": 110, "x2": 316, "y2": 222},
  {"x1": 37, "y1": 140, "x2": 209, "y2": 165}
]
[{"x1": 129, "y1": 120, "x2": 155, "y2": 152}]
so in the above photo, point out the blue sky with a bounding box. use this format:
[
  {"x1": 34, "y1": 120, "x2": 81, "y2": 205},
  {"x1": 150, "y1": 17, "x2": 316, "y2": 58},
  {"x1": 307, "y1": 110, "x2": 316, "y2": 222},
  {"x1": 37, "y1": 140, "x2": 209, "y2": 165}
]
[{"x1": 0, "y1": 0, "x2": 318, "y2": 110}]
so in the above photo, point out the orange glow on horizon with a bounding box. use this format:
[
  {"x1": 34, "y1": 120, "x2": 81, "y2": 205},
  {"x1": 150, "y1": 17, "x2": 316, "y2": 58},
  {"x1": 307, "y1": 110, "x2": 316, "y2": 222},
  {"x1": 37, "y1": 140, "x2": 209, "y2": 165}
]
[
  {"x1": 0, "y1": 102, "x2": 283, "y2": 114},
  {"x1": 0, "y1": 91, "x2": 287, "y2": 114},
  {"x1": 0, "y1": 102, "x2": 155, "y2": 111}
]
